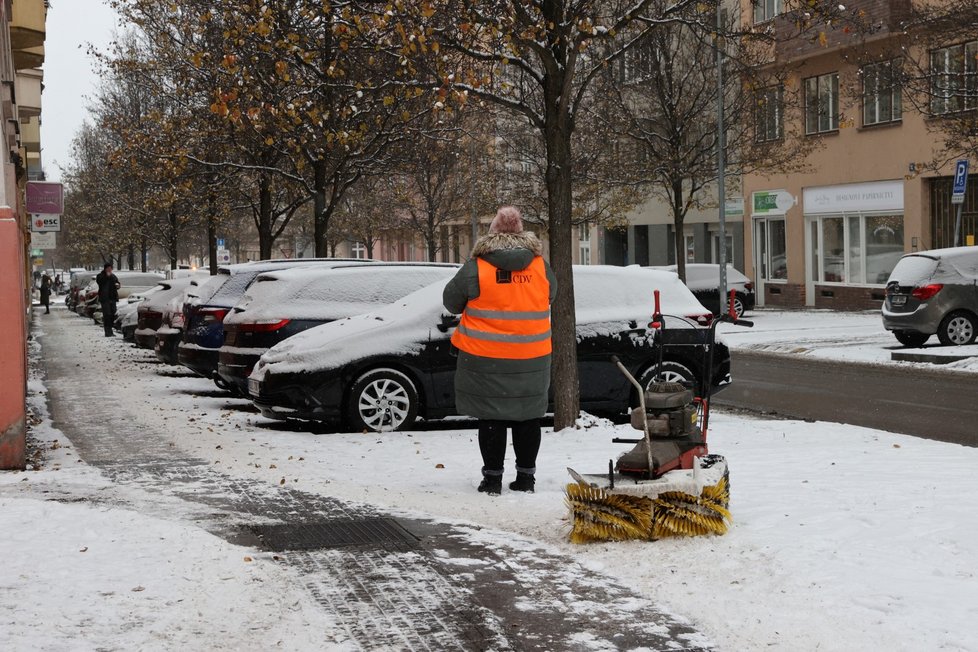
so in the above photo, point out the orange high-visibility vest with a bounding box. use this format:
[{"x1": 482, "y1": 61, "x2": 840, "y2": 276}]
[{"x1": 452, "y1": 257, "x2": 552, "y2": 360}]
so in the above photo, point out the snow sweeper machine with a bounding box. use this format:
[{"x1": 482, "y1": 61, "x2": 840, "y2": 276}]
[{"x1": 566, "y1": 290, "x2": 752, "y2": 543}]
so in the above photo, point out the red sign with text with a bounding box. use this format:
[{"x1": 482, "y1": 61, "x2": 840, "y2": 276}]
[{"x1": 26, "y1": 182, "x2": 64, "y2": 215}]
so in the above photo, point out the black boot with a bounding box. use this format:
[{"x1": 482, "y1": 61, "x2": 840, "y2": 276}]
[
  {"x1": 478, "y1": 475, "x2": 502, "y2": 495},
  {"x1": 509, "y1": 472, "x2": 535, "y2": 493}
]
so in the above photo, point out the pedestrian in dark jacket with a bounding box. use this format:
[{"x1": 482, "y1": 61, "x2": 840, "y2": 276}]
[
  {"x1": 443, "y1": 206, "x2": 557, "y2": 495},
  {"x1": 39, "y1": 274, "x2": 52, "y2": 314},
  {"x1": 96, "y1": 263, "x2": 120, "y2": 337}
]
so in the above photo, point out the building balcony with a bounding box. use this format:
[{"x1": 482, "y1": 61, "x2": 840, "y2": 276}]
[
  {"x1": 20, "y1": 115, "x2": 39, "y2": 152},
  {"x1": 13, "y1": 45, "x2": 43, "y2": 71},
  {"x1": 10, "y1": 0, "x2": 47, "y2": 52},
  {"x1": 746, "y1": 0, "x2": 912, "y2": 62},
  {"x1": 15, "y1": 69, "x2": 41, "y2": 118}
]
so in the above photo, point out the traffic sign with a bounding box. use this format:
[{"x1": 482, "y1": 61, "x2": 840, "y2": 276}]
[
  {"x1": 217, "y1": 238, "x2": 225, "y2": 248},
  {"x1": 952, "y1": 160, "x2": 969, "y2": 205},
  {"x1": 30, "y1": 214, "x2": 61, "y2": 232},
  {"x1": 216, "y1": 249, "x2": 231, "y2": 264}
]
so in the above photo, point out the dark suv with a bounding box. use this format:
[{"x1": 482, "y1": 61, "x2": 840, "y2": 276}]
[
  {"x1": 177, "y1": 259, "x2": 365, "y2": 389},
  {"x1": 218, "y1": 263, "x2": 457, "y2": 394},
  {"x1": 248, "y1": 266, "x2": 729, "y2": 431}
]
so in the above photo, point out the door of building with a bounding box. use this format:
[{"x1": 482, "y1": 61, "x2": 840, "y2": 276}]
[{"x1": 753, "y1": 218, "x2": 787, "y2": 307}]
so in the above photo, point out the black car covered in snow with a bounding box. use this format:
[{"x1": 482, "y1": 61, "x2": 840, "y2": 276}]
[
  {"x1": 218, "y1": 263, "x2": 458, "y2": 395},
  {"x1": 248, "y1": 266, "x2": 731, "y2": 431}
]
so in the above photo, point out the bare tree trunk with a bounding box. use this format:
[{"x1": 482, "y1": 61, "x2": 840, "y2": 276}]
[
  {"x1": 140, "y1": 236, "x2": 148, "y2": 272},
  {"x1": 672, "y1": 178, "x2": 687, "y2": 283},
  {"x1": 168, "y1": 207, "x2": 179, "y2": 270},
  {"x1": 544, "y1": 78, "x2": 580, "y2": 431},
  {"x1": 207, "y1": 193, "x2": 218, "y2": 274},
  {"x1": 258, "y1": 176, "x2": 273, "y2": 260},
  {"x1": 313, "y1": 161, "x2": 329, "y2": 257}
]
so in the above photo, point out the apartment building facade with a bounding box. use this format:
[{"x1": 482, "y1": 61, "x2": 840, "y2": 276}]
[{"x1": 741, "y1": 0, "x2": 977, "y2": 309}]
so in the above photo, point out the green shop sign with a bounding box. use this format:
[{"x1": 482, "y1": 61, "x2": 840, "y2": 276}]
[{"x1": 752, "y1": 190, "x2": 794, "y2": 215}]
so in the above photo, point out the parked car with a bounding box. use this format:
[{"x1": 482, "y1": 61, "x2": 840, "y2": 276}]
[
  {"x1": 134, "y1": 278, "x2": 196, "y2": 349},
  {"x1": 652, "y1": 264, "x2": 754, "y2": 318},
  {"x1": 66, "y1": 271, "x2": 97, "y2": 311},
  {"x1": 114, "y1": 285, "x2": 164, "y2": 332},
  {"x1": 91, "y1": 272, "x2": 165, "y2": 323},
  {"x1": 248, "y1": 266, "x2": 728, "y2": 431},
  {"x1": 155, "y1": 294, "x2": 190, "y2": 364},
  {"x1": 218, "y1": 263, "x2": 458, "y2": 395},
  {"x1": 179, "y1": 259, "x2": 365, "y2": 389},
  {"x1": 882, "y1": 247, "x2": 978, "y2": 347}
]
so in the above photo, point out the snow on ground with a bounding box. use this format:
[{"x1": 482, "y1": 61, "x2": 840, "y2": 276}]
[
  {"x1": 5, "y1": 308, "x2": 978, "y2": 651},
  {"x1": 718, "y1": 308, "x2": 978, "y2": 372}
]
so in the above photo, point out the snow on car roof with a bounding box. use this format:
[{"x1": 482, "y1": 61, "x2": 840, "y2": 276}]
[
  {"x1": 891, "y1": 248, "x2": 978, "y2": 284},
  {"x1": 140, "y1": 278, "x2": 195, "y2": 311},
  {"x1": 574, "y1": 266, "x2": 710, "y2": 321},
  {"x1": 228, "y1": 265, "x2": 456, "y2": 323},
  {"x1": 251, "y1": 265, "x2": 710, "y2": 382},
  {"x1": 649, "y1": 264, "x2": 751, "y2": 291},
  {"x1": 251, "y1": 278, "x2": 450, "y2": 382}
]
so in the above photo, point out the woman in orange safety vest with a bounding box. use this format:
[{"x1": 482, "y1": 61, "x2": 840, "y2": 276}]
[{"x1": 443, "y1": 206, "x2": 557, "y2": 495}]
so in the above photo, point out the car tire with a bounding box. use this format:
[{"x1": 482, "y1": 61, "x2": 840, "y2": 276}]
[
  {"x1": 893, "y1": 331, "x2": 930, "y2": 348},
  {"x1": 636, "y1": 361, "x2": 698, "y2": 406},
  {"x1": 937, "y1": 311, "x2": 977, "y2": 346},
  {"x1": 346, "y1": 368, "x2": 419, "y2": 433}
]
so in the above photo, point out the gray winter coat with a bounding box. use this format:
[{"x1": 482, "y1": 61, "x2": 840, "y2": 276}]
[{"x1": 443, "y1": 231, "x2": 558, "y2": 421}]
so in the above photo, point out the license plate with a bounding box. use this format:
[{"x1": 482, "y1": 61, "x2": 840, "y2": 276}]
[
  {"x1": 248, "y1": 378, "x2": 261, "y2": 397},
  {"x1": 890, "y1": 295, "x2": 907, "y2": 306}
]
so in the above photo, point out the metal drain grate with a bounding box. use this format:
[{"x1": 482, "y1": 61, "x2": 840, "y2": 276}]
[{"x1": 248, "y1": 518, "x2": 420, "y2": 552}]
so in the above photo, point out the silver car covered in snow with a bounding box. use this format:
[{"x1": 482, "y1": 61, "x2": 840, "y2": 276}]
[{"x1": 882, "y1": 247, "x2": 978, "y2": 347}]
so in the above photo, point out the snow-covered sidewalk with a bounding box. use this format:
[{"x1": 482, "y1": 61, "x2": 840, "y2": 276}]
[
  {"x1": 719, "y1": 308, "x2": 978, "y2": 372},
  {"x1": 3, "y1": 308, "x2": 978, "y2": 651}
]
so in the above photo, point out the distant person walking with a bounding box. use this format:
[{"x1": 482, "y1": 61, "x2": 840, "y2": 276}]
[
  {"x1": 96, "y1": 263, "x2": 120, "y2": 337},
  {"x1": 39, "y1": 273, "x2": 52, "y2": 314},
  {"x1": 443, "y1": 206, "x2": 557, "y2": 495}
]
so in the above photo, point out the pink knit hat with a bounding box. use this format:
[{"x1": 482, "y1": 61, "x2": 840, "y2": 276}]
[{"x1": 489, "y1": 206, "x2": 524, "y2": 234}]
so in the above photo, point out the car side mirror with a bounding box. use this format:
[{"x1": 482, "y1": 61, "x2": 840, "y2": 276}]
[{"x1": 437, "y1": 314, "x2": 460, "y2": 333}]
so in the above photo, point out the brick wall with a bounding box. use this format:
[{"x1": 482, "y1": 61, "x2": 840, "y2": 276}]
[{"x1": 763, "y1": 283, "x2": 885, "y2": 310}]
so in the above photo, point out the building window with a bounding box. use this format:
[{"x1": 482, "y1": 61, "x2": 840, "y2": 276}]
[
  {"x1": 863, "y1": 60, "x2": 903, "y2": 126},
  {"x1": 578, "y1": 223, "x2": 591, "y2": 264},
  {"x1": 351, "y1": 241, "x2": 367, "y2": 259},
  {"x1": 712, "y1": 233, "x2": 734, "y2": 266},
  {"x1": 930, "y1": 40, "x2": 978, "y2": 115},
  {"x1": 619, "y1": 39, "x2": 654, "y2": 84},
  {"x1": 809, "y1": 214, "x2": 904, "y2": 285},
  {"x1": 684, "y1": 234, "x2": 696, "y2": 263},
  {"x1": 804, "y1": 73, "x2": 840, "y2": 134},
  {"x1": 753, "y1": 0, "x2": 781, "y2": 23},
  {"x1": 755, "y1": 86, "x2": 784, "y2": 142}
]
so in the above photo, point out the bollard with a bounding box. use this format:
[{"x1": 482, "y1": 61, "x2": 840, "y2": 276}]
[{"x1": 0, "y1": 207, "x2": 26, "y2": 470}]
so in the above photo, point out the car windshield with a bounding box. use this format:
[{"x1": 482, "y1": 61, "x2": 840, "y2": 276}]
[{"x1": 208, "y1": 272, "x2": 258, "y2": 307}]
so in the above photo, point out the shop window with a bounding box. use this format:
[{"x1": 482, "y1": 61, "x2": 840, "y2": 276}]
[
  {"x1": 753, "y1": 0, "x2": 781, "y2": 23},
  {"x1": 930, "y1": 40, "x2": 978, "y2": 115},
  {"x1": 862, "y1": 60, "x2": 903, "y2": 126},
  {"x1": 804, "y1": 73, "x2": 840, "y2": 134},
  {"x1": 685, "y1": 234, "x2": 696, "y2": 263},
  {"x1": 812, "y1": 214, "x2": 904, "y2": 285},
  {"x1": 756, "y1": 219, "x2": 787, "y2": 281}
]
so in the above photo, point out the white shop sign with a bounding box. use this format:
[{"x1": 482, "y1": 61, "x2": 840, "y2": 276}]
[
  {"x1": 803, "y1": 180, "x2": 904, "y2": 215},
  {"x1": 30, "y1": 231, "x2": 56, "y2": 249}
]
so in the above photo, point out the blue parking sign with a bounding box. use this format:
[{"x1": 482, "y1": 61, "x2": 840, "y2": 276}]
[
  {"x1": 952, "y1": 160, "x2": 968, "y2": 204},
  {"x1": 217, "y1": 238, "x2": 226, "y2": 248}
]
